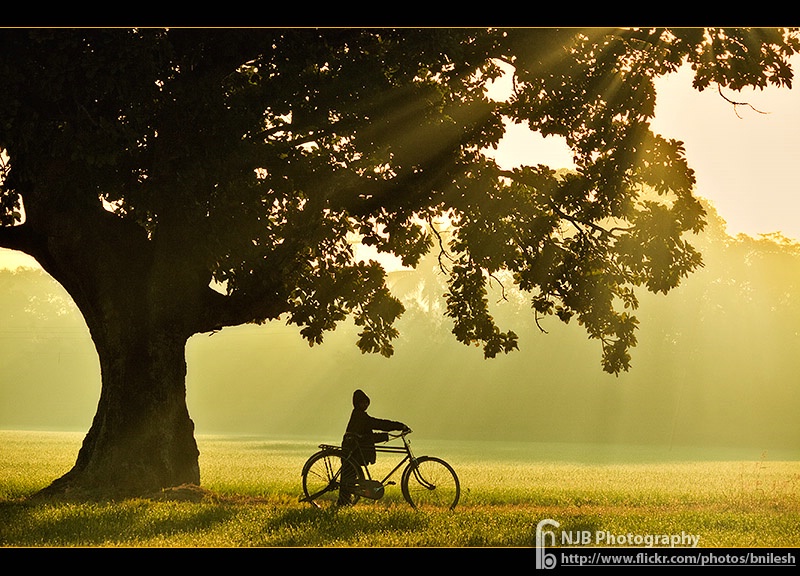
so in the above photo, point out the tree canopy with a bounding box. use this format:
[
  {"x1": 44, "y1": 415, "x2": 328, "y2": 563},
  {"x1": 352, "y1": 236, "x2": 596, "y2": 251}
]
[
  {"x1": 2, "y1": 28, "x2": 795, "y2": 372},
  {"x1": 1, "y1": 28, "x2": 798, "y2": 496}
]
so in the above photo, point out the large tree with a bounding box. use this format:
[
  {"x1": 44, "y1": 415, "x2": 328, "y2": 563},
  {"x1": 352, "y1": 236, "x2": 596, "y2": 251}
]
[{"x1": 1, "y1": 28, "x2": 797, "y2": 498}]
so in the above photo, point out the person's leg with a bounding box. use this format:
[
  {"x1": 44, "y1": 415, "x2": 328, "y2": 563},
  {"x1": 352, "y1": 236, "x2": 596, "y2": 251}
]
[{"x1": 337, "y1": 459, "x2": 355, "y2": 505}]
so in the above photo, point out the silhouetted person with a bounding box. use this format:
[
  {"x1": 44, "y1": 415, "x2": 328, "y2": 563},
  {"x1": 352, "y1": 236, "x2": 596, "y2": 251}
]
[{"x1": 337, "y1": 389, "x2": 409, "y2": 505}]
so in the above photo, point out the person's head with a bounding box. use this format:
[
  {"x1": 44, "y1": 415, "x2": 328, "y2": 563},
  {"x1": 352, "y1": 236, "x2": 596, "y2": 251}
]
[{"x1": 353, "y1": 389, "x2": 370, "y2": 411}]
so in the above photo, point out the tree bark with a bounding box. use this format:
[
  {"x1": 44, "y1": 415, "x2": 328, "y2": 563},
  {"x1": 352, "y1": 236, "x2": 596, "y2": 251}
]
[
  {"x1": 23, "y1": 203, "x2": 204, "y2": 499},
  {"x1": 37, "y1": 326, "x2": 200, "y2": 499}
]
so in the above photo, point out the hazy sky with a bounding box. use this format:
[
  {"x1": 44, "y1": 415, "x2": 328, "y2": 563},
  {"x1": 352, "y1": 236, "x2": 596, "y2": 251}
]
[{"x1": 2, "y1": 52, "x2": 800, "y2": 270}]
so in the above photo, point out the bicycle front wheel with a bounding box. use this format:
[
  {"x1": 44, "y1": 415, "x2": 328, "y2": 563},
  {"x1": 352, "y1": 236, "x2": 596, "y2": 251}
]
[
  {"x1": 301, "y1": 450, "x2": 363, "y2": 508},
  {"x1": 401, "y1": 456, "x2": 460, "y2": 510}
]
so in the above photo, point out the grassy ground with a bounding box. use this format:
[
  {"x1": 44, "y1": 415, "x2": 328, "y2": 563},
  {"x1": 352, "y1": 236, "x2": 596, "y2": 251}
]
[{"x1": 1, "y1": 430, "x2": 798, "y2": 548}]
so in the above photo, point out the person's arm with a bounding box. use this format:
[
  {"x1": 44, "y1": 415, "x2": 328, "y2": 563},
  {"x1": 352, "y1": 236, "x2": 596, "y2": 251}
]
[{"x1": 367, "y1": 415, "x2": 409, "y2": 432}]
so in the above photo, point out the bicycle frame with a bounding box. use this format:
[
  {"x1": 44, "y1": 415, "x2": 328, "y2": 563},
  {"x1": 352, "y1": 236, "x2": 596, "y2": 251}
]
[
  {"x1": 362, "y1": 434, "x2": 416, "y2": 487},
  {"x1": 305, "y1": 432, "x2": 416, "y2": 502}
]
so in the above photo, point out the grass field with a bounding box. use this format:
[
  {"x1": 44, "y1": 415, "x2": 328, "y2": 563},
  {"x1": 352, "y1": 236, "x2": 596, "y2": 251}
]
[{"x1": 1, "y1": 430, "x2": 799, "y2": 548}]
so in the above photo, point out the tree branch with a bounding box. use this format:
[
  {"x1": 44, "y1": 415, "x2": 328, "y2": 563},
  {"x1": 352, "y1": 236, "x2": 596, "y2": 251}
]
[
  {"x1": 717, "y1": 84, "x2": 770, "y2": 119},
  {"x1": 426, "y1": 216, "x2": 454, "y2": 273},
  {"x1": 0, "y1": 222, "x2": 40, "y2": 255},
  {"x1": 194, "y1": 285, "x2": 288, "y2": 335}
]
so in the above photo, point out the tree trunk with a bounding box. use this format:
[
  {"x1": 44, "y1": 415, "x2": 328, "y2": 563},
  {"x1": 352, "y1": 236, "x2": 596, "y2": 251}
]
[
  {"x1": 38, "y1": 325, "x2": 200, "y2": 499},
  {"x1": 24, "y1": 207, "x2": 205, "y2": 498},
  {"x1": 22, "y1": 205, "x2": 216, "y2": 500}
]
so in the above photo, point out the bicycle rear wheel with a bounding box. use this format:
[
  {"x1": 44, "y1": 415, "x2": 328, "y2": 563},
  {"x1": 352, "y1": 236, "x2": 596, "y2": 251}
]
[
  {"x1": 301, "y1": 450, "x2": 364, "y2": 508},
  {"x1": 401, "y1": 456, "x2": 460, "y2": 510}
]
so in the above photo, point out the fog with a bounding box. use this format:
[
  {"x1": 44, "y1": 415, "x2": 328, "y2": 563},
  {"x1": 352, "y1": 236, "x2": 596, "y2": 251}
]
[{"x1": 1, "y1": 202, "x2": 799, "y2": 460}]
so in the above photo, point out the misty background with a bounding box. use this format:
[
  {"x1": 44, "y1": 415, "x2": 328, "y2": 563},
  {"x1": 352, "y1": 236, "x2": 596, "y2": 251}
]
[{"x1": 1, "y1": 200, "x2": 798, "y2": 459}]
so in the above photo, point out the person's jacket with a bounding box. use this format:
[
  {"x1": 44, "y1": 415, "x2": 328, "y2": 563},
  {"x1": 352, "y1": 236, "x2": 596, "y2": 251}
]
[{"x1": 342, "y1": 408, "x2": 405, "y2": 465}]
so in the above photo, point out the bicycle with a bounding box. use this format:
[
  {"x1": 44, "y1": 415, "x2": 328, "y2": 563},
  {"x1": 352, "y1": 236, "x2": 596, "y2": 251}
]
[{"x1": 299, "y1": 429, "x2": 460, "y2": 510}]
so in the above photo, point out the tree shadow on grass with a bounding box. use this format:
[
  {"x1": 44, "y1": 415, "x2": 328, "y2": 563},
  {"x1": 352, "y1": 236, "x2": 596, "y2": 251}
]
[
  {"x1": 0, "y1": 498, "x2": 239, "y2": 547},
  {"x1": 261, "y1": 505, "x2": 430, "y2": 547},
  {"x1": 0, "y1": 489, "x2": 432, "y2": 547}
]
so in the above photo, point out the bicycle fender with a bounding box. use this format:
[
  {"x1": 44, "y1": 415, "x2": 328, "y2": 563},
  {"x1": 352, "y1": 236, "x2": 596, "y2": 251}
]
[{"x1": 301, "y1": 449, "x2": 339, "y2": 476}]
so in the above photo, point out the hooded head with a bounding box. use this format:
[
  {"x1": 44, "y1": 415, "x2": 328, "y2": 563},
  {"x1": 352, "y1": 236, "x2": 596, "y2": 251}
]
[{"x1": 353, "y1": 389, "x2": 370, "y2": 410}]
